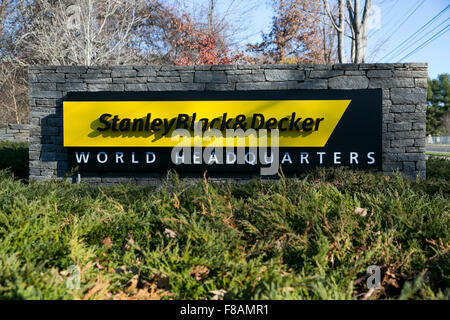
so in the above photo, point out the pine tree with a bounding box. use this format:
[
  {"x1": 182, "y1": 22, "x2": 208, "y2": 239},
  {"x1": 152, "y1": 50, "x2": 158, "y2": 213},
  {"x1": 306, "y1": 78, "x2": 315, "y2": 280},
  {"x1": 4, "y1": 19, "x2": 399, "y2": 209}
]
[{"x1": 427, "y1": 74, "x2": 450, "y2": 135}]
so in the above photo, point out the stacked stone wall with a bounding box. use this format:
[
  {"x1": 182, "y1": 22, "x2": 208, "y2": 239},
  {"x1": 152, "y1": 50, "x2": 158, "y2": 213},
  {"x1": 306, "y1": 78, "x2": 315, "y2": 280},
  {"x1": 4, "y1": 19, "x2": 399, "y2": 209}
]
[{"x1": 28, "y1": 63, "x2": 428, "y2": 183}]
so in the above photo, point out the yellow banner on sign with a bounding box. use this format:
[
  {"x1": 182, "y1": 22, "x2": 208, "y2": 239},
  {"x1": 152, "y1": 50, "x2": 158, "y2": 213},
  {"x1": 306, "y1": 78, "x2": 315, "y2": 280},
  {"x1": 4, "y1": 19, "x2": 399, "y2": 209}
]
[{"x1": 63, "y1": 100, "x2": 351, "y2": 147}]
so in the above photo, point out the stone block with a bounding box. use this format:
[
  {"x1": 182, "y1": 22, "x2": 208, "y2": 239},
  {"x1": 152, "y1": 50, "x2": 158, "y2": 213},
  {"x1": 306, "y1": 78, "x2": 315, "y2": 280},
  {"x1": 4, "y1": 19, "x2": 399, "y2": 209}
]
[
  {"x1": 329, "y1": 76, "x2": 369, "y2": 89},
  {"x1": 265, "y1": 69, "x2": 305, "y2": 81},
  {"x1": 194, "y1": 71, "x2": 227, "y2": 83},
  {"x1": 391, "y1": 88, "x2": 427, "y2": 104},
  {"x1": 309, "y1": 70, "x2": 343, "y2": 78},
  {"x1": 37, "y1": 73, "x2": 65, "y2": 83},
  {"x1": 367, "y1": 70, "x2": 393, "y2": 78}
]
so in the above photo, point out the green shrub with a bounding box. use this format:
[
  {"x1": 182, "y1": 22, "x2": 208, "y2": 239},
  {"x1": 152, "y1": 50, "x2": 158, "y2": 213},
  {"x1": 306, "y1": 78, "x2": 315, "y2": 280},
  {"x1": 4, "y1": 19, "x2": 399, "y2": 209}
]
[
  {"x1": 0, "y1": 164, "x2": 448, "y2": 300},
  {"x1": 0, "y1": 142, "x2": 28, "y2": 180},
  {"x1": 427, "y1": 157, "x2": 450, "y2": 181}
]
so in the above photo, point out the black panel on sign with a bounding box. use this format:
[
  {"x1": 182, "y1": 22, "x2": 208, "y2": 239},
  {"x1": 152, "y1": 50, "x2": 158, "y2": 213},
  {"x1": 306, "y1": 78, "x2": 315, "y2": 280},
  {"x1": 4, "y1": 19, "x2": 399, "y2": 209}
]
[{"x1": 66, "y1": 89, "x2": 382, "y2": 174}]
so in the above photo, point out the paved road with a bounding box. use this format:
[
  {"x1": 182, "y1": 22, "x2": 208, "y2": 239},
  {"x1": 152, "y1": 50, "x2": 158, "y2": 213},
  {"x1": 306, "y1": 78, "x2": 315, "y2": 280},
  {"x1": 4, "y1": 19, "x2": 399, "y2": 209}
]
[{"x1": 426, "y1": 145, "x2": 450, "y2": 154}]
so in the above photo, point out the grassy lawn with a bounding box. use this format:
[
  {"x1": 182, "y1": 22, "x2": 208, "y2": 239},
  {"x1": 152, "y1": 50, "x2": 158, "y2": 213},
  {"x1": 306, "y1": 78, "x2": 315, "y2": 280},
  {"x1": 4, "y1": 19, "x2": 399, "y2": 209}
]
[
  {"x1": 0, "y1": 142, "x2": 448, "y2": 300},
  {"x1": 426, "y1": 152, "x2": 450, "y2": 158}
]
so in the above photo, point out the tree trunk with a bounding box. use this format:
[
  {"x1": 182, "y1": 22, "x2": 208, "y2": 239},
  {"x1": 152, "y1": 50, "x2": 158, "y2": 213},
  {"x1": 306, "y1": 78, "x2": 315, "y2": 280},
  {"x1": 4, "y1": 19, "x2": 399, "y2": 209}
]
[
  {"x1": 347, "y1": 0, "x2": 371, "y2": 63},
  {"x1": 208, "y1": 0, "x2": 215, "y2": 34},
  {"x1": 337, "y1": 0, "x2": 346, "y2": 63},
  {"x1": 350, "y1": 26, "x2": 355, "y2": 62},
  {"x1": 323, "y1": 0, "x2": 346, "y2": 63},
  {"x1": 355, "y1": 30, "x2": 363, "y2": 63}
]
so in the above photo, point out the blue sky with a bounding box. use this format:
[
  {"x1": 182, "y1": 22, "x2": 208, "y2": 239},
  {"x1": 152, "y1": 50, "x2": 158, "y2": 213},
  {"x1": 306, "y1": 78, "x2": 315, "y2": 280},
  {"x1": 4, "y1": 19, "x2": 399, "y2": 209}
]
[{"x1": 214, "y1": 0, "x2": 449, "y2": 79}]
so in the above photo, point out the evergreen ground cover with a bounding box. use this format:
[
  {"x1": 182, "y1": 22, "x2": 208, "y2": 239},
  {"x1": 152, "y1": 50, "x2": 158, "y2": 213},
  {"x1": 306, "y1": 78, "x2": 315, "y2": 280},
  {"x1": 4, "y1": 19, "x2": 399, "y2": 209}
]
[{"x1": 0, "y1": 142, "x2": 448, "y2": 299}]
